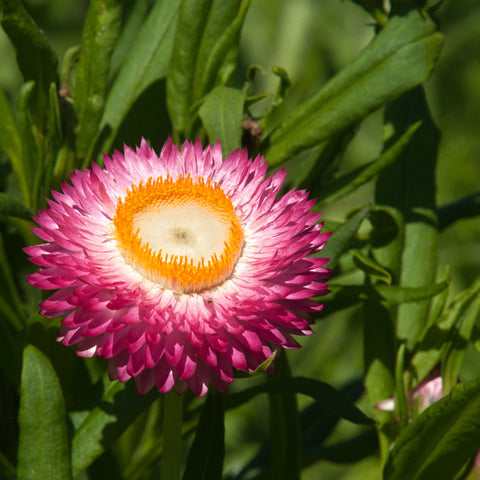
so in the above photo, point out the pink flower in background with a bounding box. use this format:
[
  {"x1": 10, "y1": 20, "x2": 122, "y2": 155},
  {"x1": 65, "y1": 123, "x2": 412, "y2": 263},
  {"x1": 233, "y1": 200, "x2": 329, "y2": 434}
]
[
  {"x1": 25, "y1": 139, "x2": 330, "y2": 396},
  {"x1": 376, "y1": 373, "x2": 443, "y2": 415}
]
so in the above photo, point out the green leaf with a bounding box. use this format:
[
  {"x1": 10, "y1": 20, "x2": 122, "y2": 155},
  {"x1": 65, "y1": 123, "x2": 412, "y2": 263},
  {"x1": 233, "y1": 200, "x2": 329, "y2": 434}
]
[
  {"x1": 198, "y1": 86, "x2": 245, "y2": 156},
  {"x1": 303, "y1": 428, "x2": 379, "y2": 465},
  {"x1": 442, "y1": 290, "x2": 480, "y2": 393},
  {"x1": 438, "y1": 191, "x2": 480, "y2": 231},
  {"x1": 0, "y1": 192, "x2": 34, "y2": 220},
  {"x1": 74, "y1": 0, "x2": 122, "y2": 161},
  {"x1": 97, "y1": 0, "x2": 181, "y2": 162},
  {"x1": 16, "y1": 81, "x2": 38, "y2": 207},
  {"x1": 183, "y1": 392, "x2": 225, "y2": 480},
  {"x1": 316, "y1": 121, "x2": 421, "y2": 207},
  {"x1": 268, "y1": 354, "x2": 301, "y2": 480},
  {"x1": 107, "y1": 1, "x2": 151, "y2": 80},
  {"x1": 319, "y1": 205, "x2": 370, "y2": 271},
  {"x1": 261, "y1": 66, "x2": 292, "y2": 129},
  {"x1": 196, "y1": 0, "x2": 250, "y2": 102},
  {"x1": 373, "y1": 281, "x2": 448, "y2": 304},
  {"x1": 408, "y1": 274, "x2": 480, "y2": 388},
  {"x1": 381, "y1": 88, "x2": 441, "y2": 349},
  {"x1": 17, "y1": 345, "x2": 70, "y2": 480},
  {"x1": 235, "y1": 380, "x2": 369, "y2": 479},
  {"x1": 234, "y1": 349, "x2": 278, "y2": 378},
  {"x1": 384, "y1": 378, "x2": 480, "y2": 480},
  {"x1": 226, "y1": 376, "x2": 373, "y2": 426},
  {"x1": 0, "y1": 89, "x2": 24, "y2": 194},
  {"x1": 323, "y1": 282, "x2": 449, "y2": 315},
  {"x1": 363, "y1": 300, "x2": 396, "y2": 459},
  {"x1": 167, "y1": 0, "x2": 250, "y2": 138},
  {"x1": 71, "y1": 378, "x2": 157, "y2": 476},
  {"x1": 350, "y1": 248, "x2": 392, "y2": 284},
  {"x1": 40, "y1": 82, "x2": 63, "y2": 197},
  {"x1": 0, "y1": 0, "x2": 58, "y2": 130},
  {"x1": 263, "y1": 9, "x2": 443, "y2": 166}
]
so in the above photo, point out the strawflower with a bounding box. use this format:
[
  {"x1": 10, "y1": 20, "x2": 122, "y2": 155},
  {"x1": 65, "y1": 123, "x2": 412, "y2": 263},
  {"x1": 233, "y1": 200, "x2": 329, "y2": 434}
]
[
  {"x1": 376, "y1": 371, "x2": 444, "y2": 416},
  {"x1": 25, "y1": 139, "x2": 330, "y2": 396}
]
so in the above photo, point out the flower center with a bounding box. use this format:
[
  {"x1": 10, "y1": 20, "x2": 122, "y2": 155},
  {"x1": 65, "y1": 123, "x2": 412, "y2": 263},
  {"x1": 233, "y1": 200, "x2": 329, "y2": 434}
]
[{"x1": 113, "y1": 174, "x2": 244, "y2": 293}]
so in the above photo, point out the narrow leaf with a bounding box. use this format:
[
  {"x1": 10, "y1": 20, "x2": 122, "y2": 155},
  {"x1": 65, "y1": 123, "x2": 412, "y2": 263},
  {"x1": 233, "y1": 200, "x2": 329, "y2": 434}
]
[
  {"x1": 0, "y1": 193, "x2": 34, "y2": 220},
  {"x1": 198, "y1": 86, "x2": 245, "y2": 156},
  {"x1": 384, "y1": 378, "x2": 480, "y2": 480},
  {"x1": 71, "y1": 378, "x2": 157, "y2": 476},
  {"x1": 324, "y1": 281, "x2": 448, "y2": 312},
  {"x1": 226, "y1": 376, "x2": 373, "y2": 426},
  {"x1": 408, "y1": 274, "x2": 480, "y2": 388},
  {"x1": 263, "y1": 10, "x2": 443, "y2": 165},
  {"x1": 260, "y1": 65, "x2": 292, "y2": 129},
  {"x1": 17, "y1": 345, "x2": 70, "y2": 480},
  {"x1": 167, "y1": 0, "x2": 248, "y2": 138},
  {"x1": 363, "y1": 300, "x2": 396, "y2": 459},
  {"x1": 303, "y1": 428, "x2": 378, "y2": 465},
  {"x1": 438, "y1": 191, "x2": 480, "y2": 231},
  {"x1": 442, "y1": 291, "x2": 480, "y2": 393},
  {"x1": 183, "y1": 392, "x2": 225, "y2": 480},
  {"x1": 351, "y1": 248, "x2": 392, "y2": 284},
  {"x1": 0, "y1": 0, "x2": 58, "y2": 129},
  {"x1": 316, "y1": 121, "x2": 421, "y2": 206},
  {"x1": 382, "y1": 88, "x2": 441, "y2": 348},
  {"x1": 98, "y1": 0, "x2": 181, "y2": 161},
  {"x1": 16, "y1": 81, "x2": 38, "y2": 208},
  {"x1": 373, "y1": 281, "x2": 448, "y2": 304},
  {"x1": 319, "y1": 206, "x2": 370, "y2": 271},
  {"x1": 74, "y1": 0, "x2": 122, "y2": 161},
  {"x1": 267, "y1": 354, "x2": 301, "y2": 480},
  {"x1": 196, "y1": 0, "x2": 250, "y2": 99},
  {"x1": 0, "y1": 89, "x2": 24, "y2": 194}
]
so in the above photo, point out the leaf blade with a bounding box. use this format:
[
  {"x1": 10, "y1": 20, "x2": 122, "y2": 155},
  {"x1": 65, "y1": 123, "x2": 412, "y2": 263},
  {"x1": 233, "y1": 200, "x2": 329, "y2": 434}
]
[
  {"x1": 198, "y1": 86, "x2": 245, "y2": 156},
  {"x1": 384, "y1": 378, "x2": 480, "y2": 480},
  {"x1": 263, "y1": 10, "x2": 443, "y2": 166},
  {"x1": 17, "y1": 345, "x2": 71, "y2": 480}
]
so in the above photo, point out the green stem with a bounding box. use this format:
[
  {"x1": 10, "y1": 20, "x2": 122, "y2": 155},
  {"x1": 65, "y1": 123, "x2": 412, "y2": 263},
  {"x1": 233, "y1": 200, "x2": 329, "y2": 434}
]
[
  {"x1": 162, "y1": 391, "x2": 184, "y2": 480},
  {"x1": 395, "y1": 343, "x2": 409, "y2": 430}
]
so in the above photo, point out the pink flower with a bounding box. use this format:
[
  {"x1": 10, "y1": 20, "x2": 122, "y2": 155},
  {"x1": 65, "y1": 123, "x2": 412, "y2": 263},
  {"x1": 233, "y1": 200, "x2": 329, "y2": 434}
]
[
  {"x1": 25, "y1": 139, "x2": 330, "y2": 396},
  {"x1": 376, "y1": 373, "x2": 443, "y2": 415}
]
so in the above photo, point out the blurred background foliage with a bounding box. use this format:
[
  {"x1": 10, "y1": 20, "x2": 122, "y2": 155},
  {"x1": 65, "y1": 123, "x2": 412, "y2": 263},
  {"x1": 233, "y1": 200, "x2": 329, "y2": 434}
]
[{"x1": 1, "y1": 0, "x2": 480, "y2": 478}]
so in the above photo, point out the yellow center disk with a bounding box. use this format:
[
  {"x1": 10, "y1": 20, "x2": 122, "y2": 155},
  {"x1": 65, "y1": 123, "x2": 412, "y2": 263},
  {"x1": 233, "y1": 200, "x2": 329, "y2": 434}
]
[{"x1": 113, "y1": 174, "x2": 244, "y2": 293}]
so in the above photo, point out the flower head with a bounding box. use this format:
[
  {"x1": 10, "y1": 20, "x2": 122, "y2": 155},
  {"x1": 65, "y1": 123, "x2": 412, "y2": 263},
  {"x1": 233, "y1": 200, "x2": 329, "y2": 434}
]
[{"x1": 25, "y1": 139, "x2": 330, "y2": 396}]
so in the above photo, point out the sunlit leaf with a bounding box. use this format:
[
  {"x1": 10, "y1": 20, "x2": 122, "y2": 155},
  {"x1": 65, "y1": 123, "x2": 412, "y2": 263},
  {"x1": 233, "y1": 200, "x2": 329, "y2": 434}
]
[
  {"x1": 408, "y1": 274, "x2": 480, "y2": 388},
  {"x1": 71, "y1": 378, "x2": 157, "y2": 476},
  {"x1": 442, "y1": 291, "x2": 480, "y2": 393},
  {"x1": 167, "y1": 0, "x2": 250, "y2": 138},
  {"x1": 17, "y1": 345, "x2": 70, "y2": 480},
  {"x1": 319, "y1": 206, "x2": 370, "y2": 271},
  {"x1": 74, "y1": 0, "x2": 122, "y2": 161},
  {"x1": 384, "y1": 378, "x2": 480, "y2": 480},
  {"x1": 350, "y1": 248, "x2": 392, "y2": 284},
  {"x1": 316, "y1": 121, "x2": 421, "y2": 206},
  {"x1": 198, "y1": 86, "x2": 245, "y2": 156},
  {"x1": 263, "y1": 10, "x2": 442, "y2": 165},
  {"x1": 98, "y1": 0, "x2": 181, "y2": 162}
]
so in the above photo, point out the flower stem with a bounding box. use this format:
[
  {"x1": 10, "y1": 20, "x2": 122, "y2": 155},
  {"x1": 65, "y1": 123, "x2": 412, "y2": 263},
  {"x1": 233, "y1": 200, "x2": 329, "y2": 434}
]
[{"x1": 162, "y1": 391, "x2": 184, "y2": 480}]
